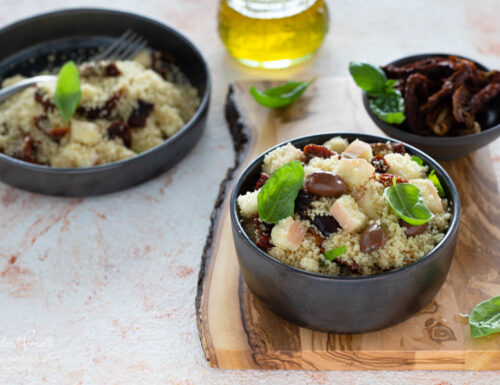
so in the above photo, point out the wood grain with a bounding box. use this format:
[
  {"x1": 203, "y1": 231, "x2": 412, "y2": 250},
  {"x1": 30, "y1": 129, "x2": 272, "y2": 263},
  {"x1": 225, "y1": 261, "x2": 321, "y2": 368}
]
[{"x1": 196, "y1": 78, "x2": 500, "y2": 370}]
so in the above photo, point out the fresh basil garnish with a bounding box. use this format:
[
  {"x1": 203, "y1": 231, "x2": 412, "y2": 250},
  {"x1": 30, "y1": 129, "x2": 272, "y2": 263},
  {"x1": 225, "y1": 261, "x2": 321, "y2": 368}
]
[
  {"x1": 55, "y1": 61, "x2": 81, "y2": 121},
  {"x1": 257, "y1": 160, "x2": 304, "y2": 223},
  {"x1": 384, "y1": 178, "x2": 434, "y2": 226},
  {"x1": 250, "y1": 78, "x2": 315, "y2": 109},
  {"x1": 349, "y1": 61, "x2": 406, "y2": 124},
  {"x1": 348, "y1": 62, "x2": 387, "y2": 94},
  {"x1": 469, "y1": 296, "x2": 500, "y2": 338},
  {"x1": 324, "y1": 245, "x2": 347, "y2": 261},
  {"x1": 411, "y1": 155, "x2": 424, "y2": 166},
  {"x1": 369, "y1": 89, "x2": 406, "y2": 124},
  {"x1": 428, "y1": 170, "x2": 445, "y2": 198}
]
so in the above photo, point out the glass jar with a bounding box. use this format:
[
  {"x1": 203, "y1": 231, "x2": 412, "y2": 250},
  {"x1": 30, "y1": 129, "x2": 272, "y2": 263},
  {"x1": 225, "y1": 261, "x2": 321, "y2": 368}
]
[{"x1": 218, "y1": 0, "x2": 329, "y2": 69}]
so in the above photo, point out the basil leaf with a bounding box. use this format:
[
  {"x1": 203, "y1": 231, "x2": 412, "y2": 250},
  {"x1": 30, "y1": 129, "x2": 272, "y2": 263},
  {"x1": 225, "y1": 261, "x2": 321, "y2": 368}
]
[
  {"x1": 411, "y1": 155, "x2": 424, "y2": 166},
  {"x1": 428, "y1": 170, "x2": 445, "y2": 198},
  {"x1": 384, "y1": 79, "x2": 398, "y2": 92},
  {"x1": 324, "y1": 245, "x2": 347, "y2": 261},
  {"x1": 250, "y1": 78, "x2": 315, "y2": 109},
  {"x1": 469, "y1": 296, "x2": 500, "y2": 338},
  {"x1": 349, "y1": 61, "x2": 387, "y2": 94},
  {"x1": 369, "y1": 89, "x2": 406, "y2": 124},
  {"x1": 257, "y1": 160, "x2": 304, "y2": 223},
  {"x1": 54, "y1": 61, "x2": 81, "y2": 120},
  {"x1": 384, "y1": 180, "x2": 434, "y2": 226}
]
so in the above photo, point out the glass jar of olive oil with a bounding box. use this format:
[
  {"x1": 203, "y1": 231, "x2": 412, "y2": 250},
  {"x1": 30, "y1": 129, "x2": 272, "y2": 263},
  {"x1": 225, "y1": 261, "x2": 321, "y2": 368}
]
[{"x1": 218, "y1": 0, "x2": 329, "y2": 69}]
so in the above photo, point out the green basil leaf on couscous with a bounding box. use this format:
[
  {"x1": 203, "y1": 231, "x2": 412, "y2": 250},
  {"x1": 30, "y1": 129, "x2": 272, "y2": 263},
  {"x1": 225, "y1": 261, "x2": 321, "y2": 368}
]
[
  {"x1": 257, "y1": 160, "x2": 304, "y2": 223},
  {"x1": 324, "y1": 245, "x2": 347, "y2": 261},
  {"x1": 428, "y1": 170, "x2": 445, "y2": 197},
  {"x1": 55, "y1": 61, "x2": 81, "y2": 121},
  {"x1": 384, "y1": 178, "x2": 434, "y2": 226},
  {"x1": 411, "y1": 155, "x2": 424, "y2": 167}
]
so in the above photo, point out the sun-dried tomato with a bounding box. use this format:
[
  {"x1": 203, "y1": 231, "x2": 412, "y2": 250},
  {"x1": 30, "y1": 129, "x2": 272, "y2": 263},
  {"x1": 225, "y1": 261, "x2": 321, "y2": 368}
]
[
  {"x1": 308, "y1": 228, "x2": 324, "y2": 251},
  {"x1": 254, "y1": 172, "x2": 269, "y2": 190},
  {"x1": 128, "y1": 100, "x2": 154, "y2": 128},
  {"x1": 370, "y1": 155, "x2": 389, "y2": 173},
  {"x1": 253, "y1": 216, "x2": 273, "y2": 252},
  {"x1": 303, "y1": 144, "x2": 335, "y2": 160},
  {"x1": 79, "y1": 62, "x2": 121, "y2": 77},
  {"x1": 77, "y1": 90, "x2": 122, "y2": 120},
  {"x1": 33, "y1": 115, "x2": 69, "y2": 140},
  {"x1": 151, "y1": 51, "x2": 176, "y2": 79},
  {"x1": 34, "y1": 89, "x2": 55, "y2": 112},
  {"x1": 13, "y1": 133, "x2": 37, "y2": 163},
  {"x1": 373, "y1": 173, "x2": 408, "y2": 187},
  {"x1": 390, "y1": 142, "x2": 406, "y2": 154},
  {"x1": 383, "y1": 57, "x2": 460, "y2": 79},
  {"x1": 107, "y1": 121, "x2": 132, "y2": 148}
]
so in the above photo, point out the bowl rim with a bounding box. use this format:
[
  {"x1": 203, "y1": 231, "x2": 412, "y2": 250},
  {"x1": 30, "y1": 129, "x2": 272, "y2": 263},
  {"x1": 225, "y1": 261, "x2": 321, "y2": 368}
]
[
  {"x1": 0, "y1": 7, "x2": 211, "y2": 173},
  {"x1": 230, "y1": 132, "x2": 461, "y2": 282},
  {"x1": 361, "y1": 52, "x2": 500, "y2": 145}
]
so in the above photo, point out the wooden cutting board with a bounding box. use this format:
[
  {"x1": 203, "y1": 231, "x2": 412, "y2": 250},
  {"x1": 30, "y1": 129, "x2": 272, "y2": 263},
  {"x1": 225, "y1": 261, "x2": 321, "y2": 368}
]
[{"x1": 195, "y1": 78, "x2": 500, "y2": 370}]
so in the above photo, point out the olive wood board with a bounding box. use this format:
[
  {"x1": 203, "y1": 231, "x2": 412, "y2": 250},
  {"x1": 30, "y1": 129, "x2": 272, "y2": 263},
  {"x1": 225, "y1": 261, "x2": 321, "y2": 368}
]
[{"x1": 195, "y1": 78, "x2": 500, "y2": 370}]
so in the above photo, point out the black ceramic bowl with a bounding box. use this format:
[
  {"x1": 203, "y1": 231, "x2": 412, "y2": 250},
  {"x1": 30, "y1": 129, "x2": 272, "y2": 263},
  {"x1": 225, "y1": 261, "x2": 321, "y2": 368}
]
[
  {"x1": 230, "y1": 133, "x2": 460, "y2": 333},
  {"x1": 362, "y1": 53, "x2": 500, "y2": 161},
  {"x1": 0, "y1": 8, "x2": 210, "y2": 196}
]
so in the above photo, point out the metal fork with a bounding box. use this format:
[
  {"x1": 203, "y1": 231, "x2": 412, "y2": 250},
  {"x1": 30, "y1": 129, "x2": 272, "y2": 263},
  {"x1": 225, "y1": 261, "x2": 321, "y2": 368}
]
[{"x1": 0, "y1": 30, "x2": 148, "y2": 103}]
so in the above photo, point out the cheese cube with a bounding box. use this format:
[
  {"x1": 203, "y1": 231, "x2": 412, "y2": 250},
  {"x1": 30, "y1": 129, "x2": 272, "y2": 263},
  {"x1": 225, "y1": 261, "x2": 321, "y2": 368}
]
[
  {"x1": 335, "y1": 158, "x2": 375, "y2": 189},
  {"x1": 262, "y1": 143, "x2": 303, "y2": 175},
  {"x1": 271, "y1": 217, "x2": 307, "y2": 251},
  {"x1": 237, "y1": 190, "x2": 259, "y2": 218},
  {"x1": 409, "y1": 179, "x2": 444, "y2": 214},
  {"x1": 343, "y1": 139, "x2": 373, "y2": 161},
  {"x1": 71, "y1": 120, "x2": 101, "y2": 146},
  {"x1": 331, "y1": 195, "x2": 367, "y2": 233},
  {"x1": 323, "y1": 136, "x2": 349, "y2": 153},
  {"x1": 385, "y1": 153, "x2": 426, "y2": 180}
]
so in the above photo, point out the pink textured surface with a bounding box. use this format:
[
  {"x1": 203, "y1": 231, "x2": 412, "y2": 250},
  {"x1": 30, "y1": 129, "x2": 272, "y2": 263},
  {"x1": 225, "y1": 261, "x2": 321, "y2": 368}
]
[{"x1": 0, "y1": 1, "x2": 499, "y2": 384}]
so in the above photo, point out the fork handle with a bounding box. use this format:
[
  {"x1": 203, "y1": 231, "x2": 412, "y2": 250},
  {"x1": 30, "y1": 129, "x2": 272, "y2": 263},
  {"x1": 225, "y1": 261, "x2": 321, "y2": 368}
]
[{"x1": 0, "y1": 75, "x2": 57, "y2": 103}]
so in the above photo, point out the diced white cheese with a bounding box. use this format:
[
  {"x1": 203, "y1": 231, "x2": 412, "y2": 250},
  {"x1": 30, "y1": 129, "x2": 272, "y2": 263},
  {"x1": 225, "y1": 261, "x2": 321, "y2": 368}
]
[
  {"x1": 409, "y1": 179, "x2": 444, "y2": 214},
  {"x1": 335, "y1": 158, "x2": 375, "y2": 189},
  {"x1": 237, "y1": 190, "x2": 259, "y2": 218},
  {"x1": 70, "y1": 120, "x2": 101, "y2": 146},
  {"x1": 385, "y1": 153, "x2": 426, "y2": 180},
  {"x1": 271, "y1": 217, "x2": 307, "y2": 251},
  {"x1": 262, "y1": 143, "x2": 303, "y2": 175},
  {"x1": 323, "y1": 136, "x2": 349, "y2": 153},
  {"x1": 343, "y1": 139, "x2": 373, "y2": 161},
  {"x1": 300, "y1": 257, "x2": 320, "y2": 272},
  {"x1": 331, "y1": 195, "x2": 367, "y2": 233}
]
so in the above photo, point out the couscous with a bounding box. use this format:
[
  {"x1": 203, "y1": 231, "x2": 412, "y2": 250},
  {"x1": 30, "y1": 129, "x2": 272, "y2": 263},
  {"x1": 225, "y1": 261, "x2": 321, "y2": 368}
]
[
  {"x1": 0, "y1": 51, "x2": 200, "y2": 167},
  {"x1": 237, "y1": 137, "x2": 451, "y2": 276}
]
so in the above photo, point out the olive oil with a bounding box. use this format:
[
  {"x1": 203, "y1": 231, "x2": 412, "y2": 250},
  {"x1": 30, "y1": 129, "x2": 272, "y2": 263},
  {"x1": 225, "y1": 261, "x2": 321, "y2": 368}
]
[{"x1": 218, "y1": 0, "x2": 329, "y2": 69}]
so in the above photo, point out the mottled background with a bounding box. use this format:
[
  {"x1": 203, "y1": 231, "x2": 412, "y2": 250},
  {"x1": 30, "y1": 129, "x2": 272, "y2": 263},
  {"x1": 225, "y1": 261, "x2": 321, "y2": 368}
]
[{"x1": 0, "y1": 1, "x2": 499, "y2": 384}]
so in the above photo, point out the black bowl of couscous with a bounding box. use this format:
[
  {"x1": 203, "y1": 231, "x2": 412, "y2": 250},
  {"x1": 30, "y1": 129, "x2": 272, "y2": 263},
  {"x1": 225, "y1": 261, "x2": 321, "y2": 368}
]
[
  {"x1": 0, "y1": 8, "x2": 210, "y2": 196},
  {"x1": 230, "y1": 132, "x2": 460, "y2": 333}
]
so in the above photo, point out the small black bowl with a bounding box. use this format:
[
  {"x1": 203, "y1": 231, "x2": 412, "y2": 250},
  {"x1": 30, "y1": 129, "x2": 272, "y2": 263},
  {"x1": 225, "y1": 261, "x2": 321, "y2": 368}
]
[
  {"x1": 0, "y1": 8, "x2": 210, "y2": 196},
  {"x1": 230, "y1": 133, "x2": 460, "y2": 333},
  {"x1": 362, "y1": 53, "x2": 500, "y2": 160}
]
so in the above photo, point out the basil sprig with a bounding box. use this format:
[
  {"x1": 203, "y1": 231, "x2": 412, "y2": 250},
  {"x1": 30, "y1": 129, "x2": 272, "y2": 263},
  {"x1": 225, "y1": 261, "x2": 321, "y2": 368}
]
[
  {"x1": 257, "y1": 160, "x2": 304, "y2": 223},
  {"x1": 324, "y1": 245, "x2": 347, "y2": 261},
  {"x1": 250, "y1": 78, "x2": 315, "y2": 109},
  {"x1": 469, "y1": 296, "x2": 500, "y2": 338},
  {"x1": 384, "y1": 179, "x2": 434, "y2": 226},
  {"x1": 428, "y1": 170, "x2": 445, "y2": 197},
  {"x1": 349, "y1": 61, "x2": 406, "y2": 124},
  {"x1": 54, "y1": 61, "x2": 81, "y2": 120},
  {"x1": 411, "y1": 155, "x2": 424, "y2": 166}
]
